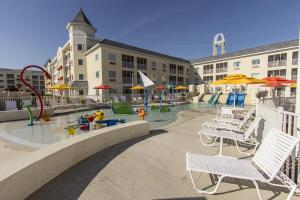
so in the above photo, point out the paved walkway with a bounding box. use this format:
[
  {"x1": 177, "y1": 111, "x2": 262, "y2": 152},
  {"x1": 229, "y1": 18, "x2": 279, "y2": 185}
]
[{"x1": 26, "y1": 109, "x2": 299, "y2": 200}]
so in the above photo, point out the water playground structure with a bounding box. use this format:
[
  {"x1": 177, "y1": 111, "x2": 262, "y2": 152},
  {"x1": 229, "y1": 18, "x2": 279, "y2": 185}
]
[
  {"x1": 65, "y1": 111, "x2": 126, "y2": 136},
  {"x1": 20, "y1": 65, "x2": 52, "y2": 125}
]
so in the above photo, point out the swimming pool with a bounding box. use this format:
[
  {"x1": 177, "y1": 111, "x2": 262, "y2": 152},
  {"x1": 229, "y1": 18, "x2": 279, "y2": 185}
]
[{"x1": 0, "y1": 103, "x2": 215, "y2": 147}]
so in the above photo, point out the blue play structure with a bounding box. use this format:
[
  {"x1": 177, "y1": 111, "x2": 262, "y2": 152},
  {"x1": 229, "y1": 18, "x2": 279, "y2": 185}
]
[
  {"x1": 226, "y1": 92, "x2": 246, "y2": 107},
  {"x1": 95, "y1": 119, "x2": 126, "y2": 127}
]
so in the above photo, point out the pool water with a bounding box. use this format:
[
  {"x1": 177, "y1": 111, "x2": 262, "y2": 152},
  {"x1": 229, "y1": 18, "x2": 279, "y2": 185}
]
[{"x1": 0, "y1": 103, "x2": 215, "y2": 147}]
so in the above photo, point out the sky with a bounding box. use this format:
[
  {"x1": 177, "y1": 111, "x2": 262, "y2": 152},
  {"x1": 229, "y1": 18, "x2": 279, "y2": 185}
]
[{"x1": 0, "y1": 0, "x2": 299, "y2": 68}]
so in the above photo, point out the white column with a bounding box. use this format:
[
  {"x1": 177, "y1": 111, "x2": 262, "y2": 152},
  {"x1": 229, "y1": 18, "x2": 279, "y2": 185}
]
[
  {"x1": 295, "y1": 29, "x2": 300, "y2": 188},
  {"x1": 296, "y1": 30, "x2": 300, "y2": 133}
]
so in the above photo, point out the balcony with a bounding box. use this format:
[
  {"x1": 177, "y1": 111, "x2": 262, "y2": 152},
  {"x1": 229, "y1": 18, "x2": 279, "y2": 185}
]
[
  {"x1": 268, "y1": 60, "x2": 287, "y2": 67},
  {"x1": 216, "y1": 68, "x2": 228, "y2": 73},
  {"x1": 203, "y1": 69, "x2": 213, "y2": 74},
  {"x1": 292, "y1": 58, "x2": 298, "y2": 65},
  {"x1": 122, "y1": 61, "x2": 134, "y2": 68}
]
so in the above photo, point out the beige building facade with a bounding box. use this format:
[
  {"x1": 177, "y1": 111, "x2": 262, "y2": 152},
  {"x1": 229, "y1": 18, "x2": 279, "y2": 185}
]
[
  {"x1": 0, "y1": 68, "x2": 45, "y2": 94},
  {"x1": 191, "y1": 40, "x2": 298, "y2": 97},
  {"x1": 45, "y1": 9, "x2": 191, "y2": 98}
]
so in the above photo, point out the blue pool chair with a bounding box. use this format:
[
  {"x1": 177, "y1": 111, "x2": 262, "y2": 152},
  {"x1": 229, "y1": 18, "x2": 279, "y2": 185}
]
[
  {"x1": 226, "y1": 92, "x2": 235, "y2": 106},
  {"x1": 236, "y1": 92, "x2": 246, "y2": 107}
]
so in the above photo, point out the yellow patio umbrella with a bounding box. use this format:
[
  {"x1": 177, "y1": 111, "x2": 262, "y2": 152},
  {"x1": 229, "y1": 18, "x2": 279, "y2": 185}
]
[
  {"x1": 130, "y1": 85, "x2": 144, "y2": 90},
  {"x1": 47, "y1": 84, "x2": 73, "y2": 90},
  {"x1": 174, "y1": 85, "x2": 189, "y2": 90},
  {"x1": 210, "y1": 74, "x2": 266, "y2": 107},
  {"x1": 210, "y1": 74, "x2": 266, "y2": 85}
]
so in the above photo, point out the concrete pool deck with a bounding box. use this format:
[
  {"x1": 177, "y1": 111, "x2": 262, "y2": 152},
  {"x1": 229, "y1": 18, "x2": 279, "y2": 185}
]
[{"x1": 25, "y1": 109, "x2": 300, "y2": 200}]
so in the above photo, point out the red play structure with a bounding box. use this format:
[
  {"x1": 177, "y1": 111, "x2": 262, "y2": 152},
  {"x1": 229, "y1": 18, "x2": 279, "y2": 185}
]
[{"x1": 20, "y1": 65, "x2": 51, "y2": 120}]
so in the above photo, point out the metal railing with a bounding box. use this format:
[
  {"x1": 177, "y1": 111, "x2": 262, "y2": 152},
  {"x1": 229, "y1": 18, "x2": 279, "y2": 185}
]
[
  {"x1": 261, "y1": 97, "x2": 295, "y2": 112},
  {"x1": 268, "y1": 60, "x2": 287, "y2": 67},
  {"x1": 256, "y1": 102, "x2": 300, "y2": 185},
  {"x1": 203, "y1": 69, "x2": 213, "y2": 74},
  {"x1": 216, "y1": 68, "x2": 227, "y2": 73}
]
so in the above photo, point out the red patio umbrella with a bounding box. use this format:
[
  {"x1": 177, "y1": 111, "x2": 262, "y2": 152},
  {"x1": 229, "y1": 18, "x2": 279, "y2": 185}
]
[
  {"x1": 93, "y1": 84, "x2": 112, "y2": 89},
  {"x1": 263, "y1": 77, "x2": 295, "y2": 84},
  {"x1": 262, "y1": 77, "x2": 294, "y2": 97}
]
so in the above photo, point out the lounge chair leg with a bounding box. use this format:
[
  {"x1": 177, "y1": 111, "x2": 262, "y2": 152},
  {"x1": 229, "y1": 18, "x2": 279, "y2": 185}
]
[
  {"x1": 287, "y1": 185, "x2": 296, "y2": 200},
  {"x1": 234, "y1": 140, "x2": 251, "y2": 156},
  {"x1": 219, "y1": 137, "x2": 223, "y2": 156},
  {"x1": 252, "y1": 180, "x2": 263, "y2": 200},
  {"x1": 188, "y1": 170, "x2": 224, "y2": 194},
  {"x1": 199, "y1": 133, "x2": 218, "y2": 147}
]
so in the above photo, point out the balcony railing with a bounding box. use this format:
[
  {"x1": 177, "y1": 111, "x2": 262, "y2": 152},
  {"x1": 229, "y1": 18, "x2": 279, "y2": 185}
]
[
  {"x1": 216, "y1": 68, "x2": 228, "y2": 73},
  {"x1": 122, "y1": 61, "x2": 134, "y2": 68},
  {"x1": 292, "y1": 58, "x2": 298, "y2": 65},
  {"x1": 268, "y1": 60, "x2": 287, "y2": 67},
  {"x1": 203, "y1": 69, "x2": 213, "y2": 74}
]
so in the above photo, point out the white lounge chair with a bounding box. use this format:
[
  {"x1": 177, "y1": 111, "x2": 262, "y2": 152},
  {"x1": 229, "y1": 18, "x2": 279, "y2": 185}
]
[
  {"x1": 214, "y1": 107, "x2": 255, "y2": 125},
  {"x1": 199, "y1": 116, "x2": 262, "y2": 156},
  {"x1": 5, "y1": 100, "x2": 17, "y2": 111},
  {"x1": 203, "y1": 107, "x2": 256, "y2": 132},
  {"x1": 187, "y1": 128, "x2": 299, "y2": 200}
]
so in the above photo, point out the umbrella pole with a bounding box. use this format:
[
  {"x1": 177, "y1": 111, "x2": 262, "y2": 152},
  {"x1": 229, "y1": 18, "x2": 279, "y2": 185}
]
[{"x1": 144, "y1": 88, "x2": 147, "y2": 112}]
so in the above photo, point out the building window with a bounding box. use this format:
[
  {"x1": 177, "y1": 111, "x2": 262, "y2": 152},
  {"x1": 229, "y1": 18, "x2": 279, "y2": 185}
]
[
  {"x1": 122, "y1": 70, "x2": 133, "y2": 84},
  {"x1": 108, "y1": 53, "x2": 117, "y2": 65},
  {"x1": 216, "y1": 62, "x2": 228, "y2": 73},
  {"x1": 291, "y1": 68, "x2": 297, "y2": 80},
  {"x1": 32, "y1": 75, "x2": 39, "y2": 80},
  {"x1": 169, "y1": 64, "x2": 176, "y2": 74},
  {"x1": 0, "y1": 74, "x2": 3, "y2": 77},
  {"x1": 177, "y1": 76, "x2": 184, "y2": 85},
  {"x1": 267, "y1": 69, "x2": 286, "y2": 78},
  {"x1": 79, "y1": 90, "x2": 84, "y2": 95},
  {"x1": 96, "y1": 71, "x2": 100, "y2": 78},
  {"x1": 108, "y1": 71, "x2": 116, "y2": 78},
  {"x1": 6, "y1": 74, "x2": 14, "y2": 79},
  {"x1": 233, "y1": 61, "x2": 241, "y2": 67},
  {"x1": 7, "y1": 80, "x2": 14, "y2": 84},
  {"x1": 77, "y1": 44, "x2": 83, "y2": 51},
  {"x1": 292, "y1": 51, "x2": 298, "y2": 65},
  {"x1": 122, "y1": 54, "x2": 134, "y2": 68},
  {"x1": 95, "y1": 54, "x2": 99, "y2": 61},
  {"x1": 78, "y1": 59, "x2": 84, "y2": 66},
  {"x1": 203, "y1": 64, "x2": 213, "y2": 74},
  {"x1": 137, "y1": 57, "x2": 147, "y2": 70},
  {"x1": 203, "y1": 76, "x2": 213, "y2": 84},
  {"x1": 79, "y1": 74, "x2": 84, "y2": 80},
  {"x1": 151, "y1": 62, "x2": 156, "y2": 70},
  {"x1": 177, "y1": 65, "x2": 184, "y2": 75},
  {"x1": 252, "y1": 59, "x2": 260, "y2": 65},
  {"x1": 216, "y1": 74, "x2": 227, "y2": 80},
  {"x1": 268, "y1": 53, "x2": 287, "y2": 67},
  {"x1": 169, "y1": 75, "x2": 176, "y2": 84},
  {"x1": 162, "y1": 64, "x2": 166, "y2": 72}
]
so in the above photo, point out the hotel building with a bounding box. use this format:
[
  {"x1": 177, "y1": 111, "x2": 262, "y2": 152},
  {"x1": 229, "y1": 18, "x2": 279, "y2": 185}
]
[
  {"x1": 45, "y1": 9, "x2": 191, "y2": 98},
  {"x1": 45, "y1": 8, "x2": 298, "y2": 99},
  {"x1": 191, "y1": 39, "x2": 298, "y2": 96},
  {"x1": 0, "y1": 68, "x2": 45, "y2": 94}
]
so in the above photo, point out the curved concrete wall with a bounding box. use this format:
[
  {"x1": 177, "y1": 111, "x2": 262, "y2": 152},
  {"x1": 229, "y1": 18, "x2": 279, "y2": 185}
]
[
  {"x1": 0, "y1": 107, "x2": 54, "y2": 122},
  {"x1": 0, "y1": 121, "x2": 149, "y2": 200}
]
